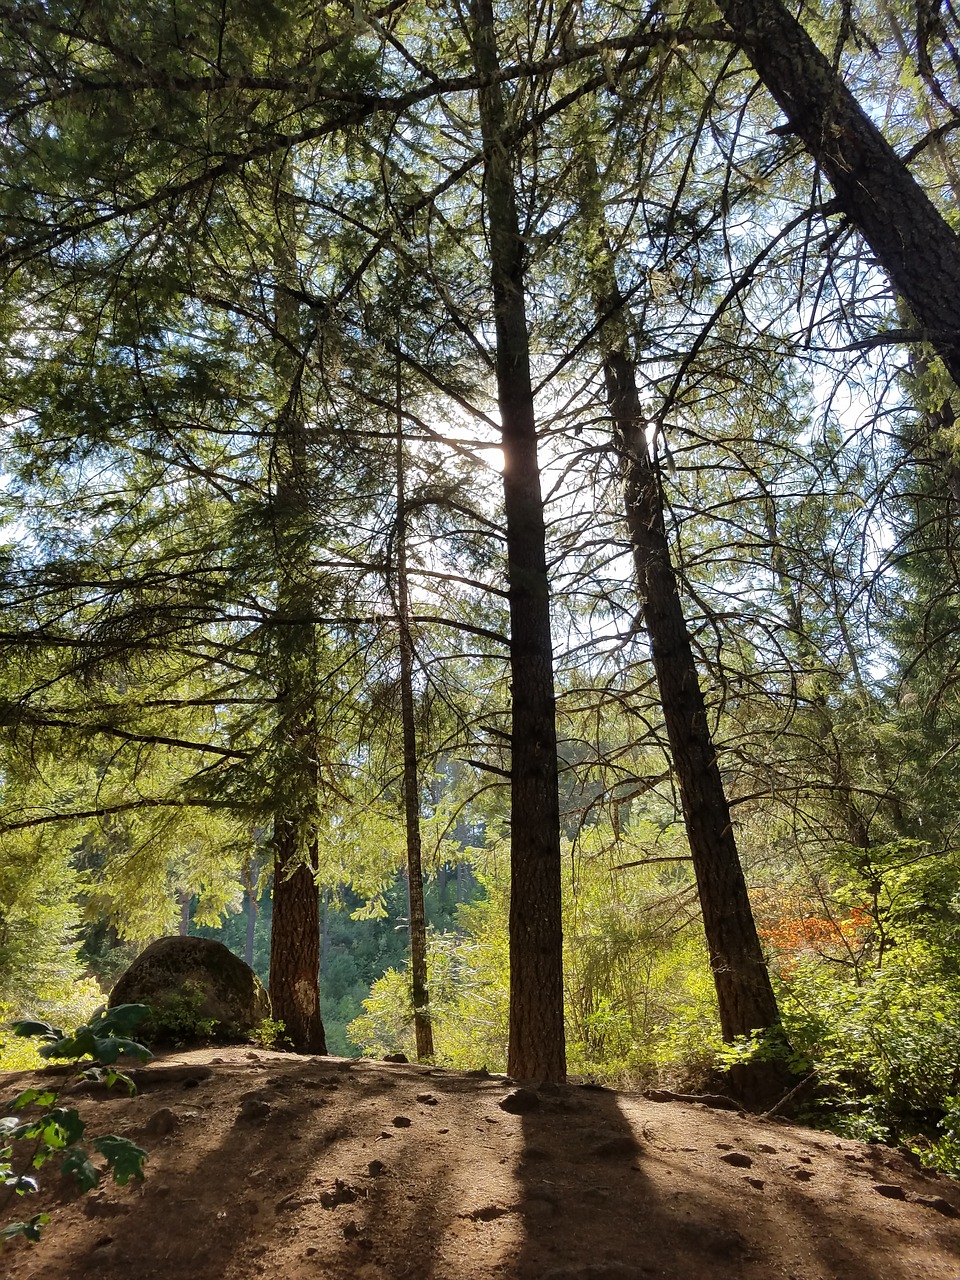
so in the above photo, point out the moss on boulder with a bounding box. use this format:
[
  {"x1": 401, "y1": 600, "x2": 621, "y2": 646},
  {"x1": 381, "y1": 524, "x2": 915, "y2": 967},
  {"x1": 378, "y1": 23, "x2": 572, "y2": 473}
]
[{"x1": 108, "y1": 936, "x2": 271, "y2": 1045}]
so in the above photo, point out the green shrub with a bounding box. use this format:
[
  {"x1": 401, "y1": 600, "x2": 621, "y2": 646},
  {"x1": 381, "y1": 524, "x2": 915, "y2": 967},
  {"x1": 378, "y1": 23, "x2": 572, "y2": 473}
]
[
  {"x1": 775, "y1": 949, "x2": 960, "y2": 1155},
  {"x1": 1, "y1": 1004, "x2": 151, "y2": 1243}
]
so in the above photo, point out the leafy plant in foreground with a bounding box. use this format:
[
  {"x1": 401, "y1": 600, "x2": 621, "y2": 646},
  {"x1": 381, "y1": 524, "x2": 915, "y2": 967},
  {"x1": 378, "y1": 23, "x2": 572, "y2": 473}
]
[{"x1": 1, "y1": 1004, "x2": 151, "y2": 1243}]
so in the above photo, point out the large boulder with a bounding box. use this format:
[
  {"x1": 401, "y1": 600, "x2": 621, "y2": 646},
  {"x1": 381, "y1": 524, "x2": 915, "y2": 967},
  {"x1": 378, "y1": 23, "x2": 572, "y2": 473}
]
[{"x1": 109, "y1": 936, "x2": 271, "y2": 1045}]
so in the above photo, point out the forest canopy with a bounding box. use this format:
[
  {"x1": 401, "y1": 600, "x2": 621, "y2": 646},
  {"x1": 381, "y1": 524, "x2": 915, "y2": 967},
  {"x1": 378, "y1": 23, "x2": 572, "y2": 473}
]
[{"x1": 2, "y1": 0, "x2": 960, "y2": 1163}]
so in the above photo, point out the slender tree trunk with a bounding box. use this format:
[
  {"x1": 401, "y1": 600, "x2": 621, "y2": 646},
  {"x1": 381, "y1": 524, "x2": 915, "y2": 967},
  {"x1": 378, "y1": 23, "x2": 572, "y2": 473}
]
[
  {"x1": 394, "y1": 359, "x2": 434, "y2": 1061},
  {"x1": 178, "y1": 889, "x2": 191, "y2": 938},
  {"x1": 267, "y1": 164, "x2": 327, "y2": 1054},
  {"x1": 580, "y1": 162, "x2": 782, "y2": 1045},
  {"x1": 469, "y1": 0, "x2": 566, "y2": 1083},
  {"x1": 718, "y1": 0, "x2": 960, "y2": 386},
  {"x1": 606, "y1": 349, "x2": 781, "y2": 1040},
  {"x1": 245, "y1": 886, "x2": 257, "y2": 969}
]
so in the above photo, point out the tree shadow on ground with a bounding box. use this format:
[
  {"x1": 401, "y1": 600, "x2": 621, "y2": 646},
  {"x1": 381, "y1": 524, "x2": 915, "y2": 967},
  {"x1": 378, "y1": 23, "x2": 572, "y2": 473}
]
[{"x1": 512, "y1": 1083, "x2": 960, "y2": 1280}]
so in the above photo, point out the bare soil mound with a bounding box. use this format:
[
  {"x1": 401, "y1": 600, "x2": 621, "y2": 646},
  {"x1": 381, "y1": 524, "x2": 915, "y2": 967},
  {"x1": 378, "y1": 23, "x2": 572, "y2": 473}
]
[{"x1": 4, "y1": 1047, "x2": 960, "y2": 1280}]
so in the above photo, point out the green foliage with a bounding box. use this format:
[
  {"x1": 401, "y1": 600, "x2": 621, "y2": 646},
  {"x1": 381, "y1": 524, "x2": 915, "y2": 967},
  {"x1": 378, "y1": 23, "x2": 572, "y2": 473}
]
[
  {"x1": 1, "y1": 1005, "x2": 151, "y2": 1244},
  {"x1": 562, "y1": 824, "x2": 720, "y2": 1084},
  {"x1": 250, "y1": 1017, "x2": 286, "y2": 1049},
  {"x1": 349, "y1": 867, "x2": 511, "y2": 1068},
  {"x1": 15, "y1": 1002, "x2": 155, "y2": 1069},
  {"x1": 352, "y1": 832, "x2": 720, "y2": 1084},
  {"x1": 137, "y1": 982, "x2": 219, "y2": 1045},
  {"x1": 772, "y1": 949, "x2": 960, "y2": 1154}
]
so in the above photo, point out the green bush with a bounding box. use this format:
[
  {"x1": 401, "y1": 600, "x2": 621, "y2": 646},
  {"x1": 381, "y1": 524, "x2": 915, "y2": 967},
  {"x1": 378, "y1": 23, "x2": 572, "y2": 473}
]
[
  {"x1": 1, "y1": 1004, "x2": 151, "y2": 1244},
  {"x1": 776, "y1": 948, "x2": 960, "y2": 1155}
]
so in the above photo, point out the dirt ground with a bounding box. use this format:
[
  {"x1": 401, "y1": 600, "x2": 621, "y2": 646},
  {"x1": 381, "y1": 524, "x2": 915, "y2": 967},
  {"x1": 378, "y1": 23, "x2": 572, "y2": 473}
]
[{"x1": 3, "y1": 1046, "x2": 960, "y2": 1280}]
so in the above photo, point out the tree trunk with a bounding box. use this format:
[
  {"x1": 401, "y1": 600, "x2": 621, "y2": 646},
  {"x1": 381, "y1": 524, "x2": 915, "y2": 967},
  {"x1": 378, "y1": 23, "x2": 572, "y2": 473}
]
[
  {"x1": 395, "y1": 362, "x2": 434, "y2": 1061},
  {"x1": 469, "y1": 0, "x2": 566, "y2": 1083},
  {"x1": 178, "y1": 889, "x2": 191, "y2": 938},
  {"x1": 718, "y1": 0, "x2": 960, "y2": 386},
  {"x1": 267, "y1": 162, "x2": 327, "y2": 1055},
  {"x1": 269, "y1": 833, "x2": 326, "y2": 1053},
  {"x1": 605, "y1": 346, "x2": 782, "y2": 1041},
  {"x1": 580, "y1": 160, "x2": 782, "y2": 1046},
  {"x1": 245, "y1": 886, "x2": 256, "y2": 969}
]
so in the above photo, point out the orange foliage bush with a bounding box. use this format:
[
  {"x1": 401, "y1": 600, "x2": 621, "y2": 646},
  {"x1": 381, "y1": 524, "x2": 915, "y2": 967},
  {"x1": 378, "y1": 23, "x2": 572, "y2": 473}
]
[{"x1": 759, "y1": 906, "x2": 871, "y2": 964}]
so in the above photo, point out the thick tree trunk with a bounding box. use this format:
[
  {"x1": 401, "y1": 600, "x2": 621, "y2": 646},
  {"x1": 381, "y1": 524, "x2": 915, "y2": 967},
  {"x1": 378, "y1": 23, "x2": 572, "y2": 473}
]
[
  {"x1": 269, "y1": 831, "x2": 326, "y2": 1053},
  {"x1": 395, "y1": 385, "x2": 434, "y2": 1061},
  {"x1": 267, "y1": 164, "x2": 327, "y2": 1055},
  {"x1": 718, "y1": 0, "x2": 960, "y2": 386},
  {"x1": 470, "y1": 0, "x2": 566, "y2": 1083}
]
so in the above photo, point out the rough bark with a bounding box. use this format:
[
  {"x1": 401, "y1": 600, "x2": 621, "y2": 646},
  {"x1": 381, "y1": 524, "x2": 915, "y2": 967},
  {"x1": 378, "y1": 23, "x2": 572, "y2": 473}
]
[
  {"x1": 717, "y1": 0, "x2": 960, "y2": 386},
  {"x1": 604, "y1": 346, "x2": 781, "y2": 1041},
  {"x1": 470, "y1": 0, "x2": 566, "y2": 1083},
  {"x1": 395, "y1": 379, "x2": 434, "y2": 1062},
  {"x1": 578, "y1": 156, "x2": 781, "y2": 1045},
  {"x1": 269, "y1": 830, "x2": 325, "y2": 1053},
  {"x1": 267, "y1": 166, "x2": 327, "y2": 1055}
]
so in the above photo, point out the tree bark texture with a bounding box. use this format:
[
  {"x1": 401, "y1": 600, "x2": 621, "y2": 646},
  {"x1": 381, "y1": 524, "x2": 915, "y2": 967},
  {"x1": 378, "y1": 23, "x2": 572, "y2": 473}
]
[
  {"x1": 603, "y1": 344, "x2": 782, "y2": 1041},
  {"x1": 578, "y1": 153, "x2": 781, "y2": 1043},
  {"x1": 267, "y1": 166, "x2": 327, "y2": 1055},
  {"x1": 269, "y1": 829, "x2": 326, "y2": 1053},
  {"x1": 470, "y1": 0, "x2": 566, "y2": 1083},
  {"x1": 718, "y1": 0, "x2": 960, "y2": 387},
  {"x1": 395, "y1": 385, "x2": 434, "y2": 1061}
]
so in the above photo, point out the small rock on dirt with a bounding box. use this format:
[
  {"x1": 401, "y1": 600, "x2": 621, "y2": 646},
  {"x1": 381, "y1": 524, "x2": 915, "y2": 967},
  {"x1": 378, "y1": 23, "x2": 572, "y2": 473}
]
[
  {"x1": 498, "y1": 1087, "x2": 540, "y2": 1114},
  {"x1": 416, "y1": 1092, "x2": 439, "y2": 1105},
  {"x1": 873, "y1": 1183, "x2": 906, "y2": 1199},
  {"x1": 720, "y1": 1151, "x2": 753, "y2": 1168},
  {"x1": 392, "y1": 1114, "x2": 412, "y2": 1127},
  {"x1": 367, "y1": 1159, "x2": 387, "y2": 1177},
  {"x1": 318, "y1": 1179, "x2": 365, "y2": 1209},
  {"x1": 914, "y1": 1195, "x2": 959, "y2": 1217},
  {"x1": 383, "y1": 1052, "x2": 408, "y2": 1063},
  {"x1": 144, "y1": 1107, "x2": 178, "y2": 1136},
  {"x1": 237, "y1": 1097, "x2": 271, "y2": 1122}
]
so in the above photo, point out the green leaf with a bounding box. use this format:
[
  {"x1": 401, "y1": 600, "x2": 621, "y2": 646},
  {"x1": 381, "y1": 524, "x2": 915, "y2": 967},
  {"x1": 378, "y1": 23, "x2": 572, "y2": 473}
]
[
  {"x1": 92, "y1": 1005, "x2": 150, "y2": 1037},
  {"x1": 9, "y1": 1020, "x2": 62, "y2": 1041},
  {"x1": 60, "y1": 1146, "x2": 100, "y2": 1192},
  {"x1": 5, "y1": 1089, "x2": 58, "y2": 1111},
  {"x1": 1, "y1": 1172, "x2": 39, "y2": 1194},
  {"x1": 89, "y1": 1035, "x2": 151, "y2": 1065},
  {"x1": 0, "y1": 1213, "x2": 50, "y2": 1242},
  {"x1": 94, "y1": 1134, "x2": 147, "y2": 1185},
  {"x1": 14, "y1": 1107, "x2": 87, "y2": 1150}
]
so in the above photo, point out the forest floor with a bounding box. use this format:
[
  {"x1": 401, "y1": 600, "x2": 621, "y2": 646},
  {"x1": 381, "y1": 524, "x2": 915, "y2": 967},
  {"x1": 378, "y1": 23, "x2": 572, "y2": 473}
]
[{"x1": 4, "y1": 1046, "x2": 960, "y2": 1280}]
